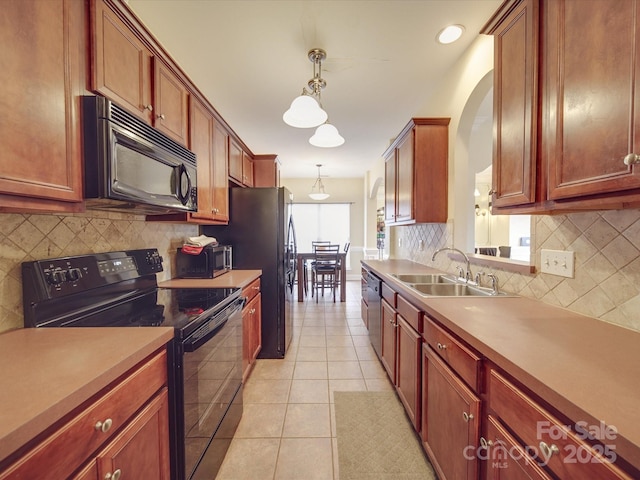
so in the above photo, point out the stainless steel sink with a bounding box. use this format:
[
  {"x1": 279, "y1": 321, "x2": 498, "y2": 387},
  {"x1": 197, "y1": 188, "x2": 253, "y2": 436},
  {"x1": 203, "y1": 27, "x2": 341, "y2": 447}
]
[
  {"x1": 392, "y1": 273, "x2": 457, "y2": 284},
  {"x1": 409, "y1": 283, "x2": 506, "y2": 297}
]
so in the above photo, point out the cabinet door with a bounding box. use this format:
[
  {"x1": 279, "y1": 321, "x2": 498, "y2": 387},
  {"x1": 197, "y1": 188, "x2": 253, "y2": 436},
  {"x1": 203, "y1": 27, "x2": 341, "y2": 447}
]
[
  {"x1": 228, "y1": 139, "x2": 243, "y2": 184},
  {"x1": 212, "y1": 121, "x2": 230, "y2": 222},
  {"x1": 491, "y1": 0, "x2": 538, "y2": 209},
  {"x1": 384, "y1": 152, "x2": 397, "y2": 223},
  {"x1": 91, "y1": 0, "x2": 153, "y2": 123},
  {"x1": 396, "y1": 133, "x2": 414, "y2": 222},
  {"x1": 545, "y1": 0, "x2": 640, "y2": 200},
  {"x1": 425, "y1": 345, "x2": 480, "y2": 480},
  {"x1": 242, "y1": 152, "x2": 254, "y2": 187},
  {"x1": 380, "y1": 298, "x2": 397, "y2": 383},
  {"x1": 189, "y1": 97, "x2": 215, "y2": 221},
  {"x1": 96, "y1": 389, "x2": 170, "y2": 480},
  {"x1": 153, "y1": 58, "x2": 189, "y2": 145},
  {"x1": 0, "y1": 0, "x2": 83, "y2": 209},
  {"x1": 396, "y1": 315, "x2": 421, "y2": 432}
]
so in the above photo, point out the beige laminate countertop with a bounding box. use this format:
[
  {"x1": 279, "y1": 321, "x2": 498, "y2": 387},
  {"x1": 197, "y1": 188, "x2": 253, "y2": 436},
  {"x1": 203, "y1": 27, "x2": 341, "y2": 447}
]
[
  {"x1": 0, "y1": 327, "x2": 174, "y2": 463},
  {"x1": 363, "y1": 259, "x2": 640, "y2": 471},
  {"x1": 158, "y1": 269, "x2": 261, "y2": 289}
]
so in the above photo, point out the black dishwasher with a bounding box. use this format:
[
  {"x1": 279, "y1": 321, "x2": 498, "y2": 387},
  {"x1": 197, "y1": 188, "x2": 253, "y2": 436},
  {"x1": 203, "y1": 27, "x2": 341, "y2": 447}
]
[{"x1": 366, "y1": 271, "x2": 382, "y2": 358}]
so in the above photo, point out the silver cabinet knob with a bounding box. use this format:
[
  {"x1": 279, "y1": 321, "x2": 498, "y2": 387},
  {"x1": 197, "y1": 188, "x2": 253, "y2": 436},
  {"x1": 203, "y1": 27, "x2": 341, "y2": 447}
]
[
  {"x1": 105, "y1": 469, "x2": 122, "y2": 480},
  {"x1": 624, "y1": 153, "x2": 640, "y2": 165},
  {"x1": 480, "y1": 437, "x2": 493, "y2": 448},
  {"x1": 143, "y1": 104, "x2": 153, "y2": 112},
  {"x1": 462, "y1": 411, "x2": 474, "y2": 422},
  {"x1": 94, "y1": 418, "x2": 113, "y2": 433},
  {"x1": 157, "y1": 113, "x2": 166, "y2": 120},
  {"x1": 437, "y1": 342, "x2": 447, "y2": 350},
  {"x1": 539, "y1": 441, "x2": 559, "y2": 458}
]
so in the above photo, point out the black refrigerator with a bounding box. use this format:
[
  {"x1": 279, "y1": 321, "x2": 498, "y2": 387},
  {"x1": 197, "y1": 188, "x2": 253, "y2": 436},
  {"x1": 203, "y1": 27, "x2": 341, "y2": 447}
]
[{"x1": 203, "y1": 187, "x2": 296, "y2": 358}]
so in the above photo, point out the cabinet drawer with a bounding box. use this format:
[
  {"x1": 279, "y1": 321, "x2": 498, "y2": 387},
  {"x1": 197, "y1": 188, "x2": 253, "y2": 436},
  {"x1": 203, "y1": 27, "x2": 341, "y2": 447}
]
[
  {"x1": 396, "y1": 294, "x2": 421, "y2": 333},
  {"x1": 488, "y1": 369, "x2": 631, "y2": 480},
  {"x1": 484, "y1": 414, "x2": 552, "y2": 479},
  {"x1": 424, "y1": 317, "x2": 480, "y2": 392},
  {"x1": 381, "y1": 283, "x2": 396, "y2": 307},
  {"x1": 242, "y1": 277, "x2": 261, "y2": 304},
  {"x1": 1, "y1": 349, "x2": 167, "y2": 480}
]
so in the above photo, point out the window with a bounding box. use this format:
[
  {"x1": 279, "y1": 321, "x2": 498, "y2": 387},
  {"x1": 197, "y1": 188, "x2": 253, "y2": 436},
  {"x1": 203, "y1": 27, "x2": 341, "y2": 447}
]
[{"x1": 292, "y1": 203, "x2": 351, "y2": 268}]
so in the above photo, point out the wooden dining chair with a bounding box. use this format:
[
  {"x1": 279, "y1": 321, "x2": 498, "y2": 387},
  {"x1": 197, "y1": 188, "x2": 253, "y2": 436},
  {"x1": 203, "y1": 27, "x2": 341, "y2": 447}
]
[
  {"x1": 311, "y1": 244, "x2": 340, "y2": 302},
  {"x1": 304, "y1": 241, "x2": 331, "y2": 296}
]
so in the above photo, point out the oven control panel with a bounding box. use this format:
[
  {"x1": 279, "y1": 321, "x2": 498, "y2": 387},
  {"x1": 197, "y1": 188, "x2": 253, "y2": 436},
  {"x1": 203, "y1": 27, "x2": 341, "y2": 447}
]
[{"x1": 22, "y1": 249, "x2": 164, "y2": 303}]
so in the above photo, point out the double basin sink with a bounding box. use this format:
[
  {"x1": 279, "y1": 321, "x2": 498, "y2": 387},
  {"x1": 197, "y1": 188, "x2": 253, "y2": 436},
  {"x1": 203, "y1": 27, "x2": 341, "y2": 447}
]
[{"x1": 391, "y1": 273, "x2": 512, "y2": 297}]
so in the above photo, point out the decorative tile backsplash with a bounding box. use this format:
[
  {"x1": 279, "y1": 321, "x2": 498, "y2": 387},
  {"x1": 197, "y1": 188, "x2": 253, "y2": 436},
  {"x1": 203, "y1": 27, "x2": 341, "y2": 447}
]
[
  {"x1": 0, "y1": 212, "x2": 199, "y2": 333},
  {"x1": 391, "y1": 210, "x2": 640, "y2": 332}
]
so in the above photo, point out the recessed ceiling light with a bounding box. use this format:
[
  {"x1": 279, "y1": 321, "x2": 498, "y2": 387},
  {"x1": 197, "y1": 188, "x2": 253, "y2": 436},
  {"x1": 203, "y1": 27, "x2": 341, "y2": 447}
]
[{"x1": 437, "y1": 25, "x2": 465, "y2": 44}]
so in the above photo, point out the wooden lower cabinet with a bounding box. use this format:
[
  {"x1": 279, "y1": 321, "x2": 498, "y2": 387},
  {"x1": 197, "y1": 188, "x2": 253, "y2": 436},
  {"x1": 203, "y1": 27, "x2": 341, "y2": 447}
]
[
  {"x1": 95, "y1": 389, "x2": 169, "y2": 480},
  {"x1": 380, "y1": 297, "x2": 397, "y2": 383},
  {"x1": 395, "y1": 314, "x2": 421, "y2": 431},
  {"x1": 242, "y1": 278, "x2": 262, "y2": 381},
  {"x1": 488, "y1": 369, "x2": 632, "y2": 480},
  {"x1": 423, "y1": 345, "x2": 480, "y2": 480},
  {"x1": 0, "y1": 349, "x2": 169, "y2": 480},
  {"x1": 482, "y1": 414, "x2": 552, "y2": 480}
]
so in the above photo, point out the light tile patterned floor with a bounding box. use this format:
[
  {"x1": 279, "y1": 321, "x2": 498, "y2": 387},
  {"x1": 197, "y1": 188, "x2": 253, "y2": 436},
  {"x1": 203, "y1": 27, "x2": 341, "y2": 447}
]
[{"x1": 215, "y1": 280, "x2": 392, "y2": 480}]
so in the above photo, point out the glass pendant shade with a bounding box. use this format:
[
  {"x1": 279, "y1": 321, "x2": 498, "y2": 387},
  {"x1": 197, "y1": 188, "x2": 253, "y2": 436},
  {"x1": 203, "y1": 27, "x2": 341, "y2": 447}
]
[
  {"x1": 309, "y1": 165, "x2": 330, "y2": 200},
  {"x1": 283, "y1": 95, "x2": 328, "y2": 128},
  {"x1": 309, "y1": 122, "x2": 345, "y2": 148}
]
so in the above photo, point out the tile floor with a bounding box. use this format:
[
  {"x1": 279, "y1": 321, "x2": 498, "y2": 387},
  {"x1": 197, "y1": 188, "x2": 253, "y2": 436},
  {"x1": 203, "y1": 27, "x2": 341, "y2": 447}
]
[{"x1": 215, "y1": 280, "x2": 393, "y2": 480}]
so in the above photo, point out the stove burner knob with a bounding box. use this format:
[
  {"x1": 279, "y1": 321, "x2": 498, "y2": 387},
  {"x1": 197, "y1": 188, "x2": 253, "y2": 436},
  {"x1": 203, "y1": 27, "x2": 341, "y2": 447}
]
[
  {"x1": 67, "y1": 268, "x2": 82, "y2": 281},
  {"x1": 51, "y1": 270, "x2": 66, "y2": 284}
]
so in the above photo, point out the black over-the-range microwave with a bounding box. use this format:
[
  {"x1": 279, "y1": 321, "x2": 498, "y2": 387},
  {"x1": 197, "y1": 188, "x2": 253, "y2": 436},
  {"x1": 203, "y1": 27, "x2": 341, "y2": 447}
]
[{"x1": 82, "y1": 95, "x2": 198, "y2": 214}]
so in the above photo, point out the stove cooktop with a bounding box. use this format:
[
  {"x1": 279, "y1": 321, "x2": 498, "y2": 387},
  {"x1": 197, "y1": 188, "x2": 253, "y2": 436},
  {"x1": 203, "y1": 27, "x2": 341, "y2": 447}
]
[{"x1": 21, "y1": 248, "x2": 241, "y2": 336}]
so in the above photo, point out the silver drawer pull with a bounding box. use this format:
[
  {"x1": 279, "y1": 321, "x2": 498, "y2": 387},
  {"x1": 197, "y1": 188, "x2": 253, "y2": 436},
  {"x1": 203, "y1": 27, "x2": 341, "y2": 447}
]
[
  {"x1": 94, "y1": 418, "x2": 113, "y2": 433},
  {"x1": 539, "y1": 441, "x2": 560, "y2": 458},
  {"x1": 462, "y1": 411, "x2": 474, "y2": 422},
  {"x1": 105, "y1": 469, "x2": 122, "y2": 480},
  {"x1": 624, "y1": 153, "x2": 640, "y2": 165},
  {"x1": 437, "y1": 342, "x2": 447, "y2": 350}
]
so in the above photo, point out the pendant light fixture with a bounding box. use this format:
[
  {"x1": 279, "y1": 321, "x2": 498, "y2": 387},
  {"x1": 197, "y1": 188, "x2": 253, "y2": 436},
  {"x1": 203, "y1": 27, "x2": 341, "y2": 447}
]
[
  {"x1": 308, "y1": 164, "x2": 330, "y2": 200},
  {"x1": 309, "y1": 121, "x2": 345, "y2": 148},
  {"x1": 283, "y1": 48, "x2": 344, "y2": 147}
]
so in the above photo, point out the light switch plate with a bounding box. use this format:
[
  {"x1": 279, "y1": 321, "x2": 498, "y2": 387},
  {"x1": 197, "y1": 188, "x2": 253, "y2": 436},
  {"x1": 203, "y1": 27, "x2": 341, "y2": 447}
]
[{"x1": 540, "y1": 249, "x2": 575, "y2": 278}]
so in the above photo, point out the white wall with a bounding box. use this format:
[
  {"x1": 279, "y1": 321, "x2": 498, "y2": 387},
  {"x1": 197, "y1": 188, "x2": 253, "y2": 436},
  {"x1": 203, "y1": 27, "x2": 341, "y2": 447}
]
[{"x1": 416, "y1": 35, "x2": 495, "y2": 252}]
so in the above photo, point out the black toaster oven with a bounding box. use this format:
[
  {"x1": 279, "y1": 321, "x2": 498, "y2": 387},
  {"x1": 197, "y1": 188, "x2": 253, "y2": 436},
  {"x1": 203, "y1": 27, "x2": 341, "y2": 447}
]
[{"x1": 176, "y1": 244, "x2": 232, "y2": 278}]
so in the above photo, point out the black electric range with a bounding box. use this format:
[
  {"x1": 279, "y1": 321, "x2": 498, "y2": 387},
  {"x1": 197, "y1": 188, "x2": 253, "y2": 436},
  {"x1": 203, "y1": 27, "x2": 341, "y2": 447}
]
[{"x1": 21, "y1": 249, "x2": 244, "y2": 480}]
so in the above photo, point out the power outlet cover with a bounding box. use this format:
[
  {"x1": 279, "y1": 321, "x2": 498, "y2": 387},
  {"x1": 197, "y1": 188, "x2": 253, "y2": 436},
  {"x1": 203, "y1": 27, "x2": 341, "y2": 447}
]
[{"x1": 541, "y1": 249, "x2": 575, "y2": 278}]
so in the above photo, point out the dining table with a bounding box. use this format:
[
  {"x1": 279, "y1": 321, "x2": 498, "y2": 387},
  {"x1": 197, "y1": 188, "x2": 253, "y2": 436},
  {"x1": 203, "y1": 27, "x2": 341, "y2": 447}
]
[{"x1": 296, "y1": 252, "x2": 347, "y2": 302}]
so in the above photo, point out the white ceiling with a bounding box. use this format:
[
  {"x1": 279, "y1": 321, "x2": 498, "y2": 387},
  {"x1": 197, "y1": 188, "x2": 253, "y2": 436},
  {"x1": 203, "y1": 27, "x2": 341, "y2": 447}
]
[{"x1": 128, "y1": 0, "x2": 501, "y2": 179}]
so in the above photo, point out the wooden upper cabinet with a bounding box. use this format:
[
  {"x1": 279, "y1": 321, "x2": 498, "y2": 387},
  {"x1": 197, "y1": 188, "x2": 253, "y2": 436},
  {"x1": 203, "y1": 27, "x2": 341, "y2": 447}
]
[
  {"x1": 212, "y1": 121, "x2": 230, "y2": 222},
  {"x1": 396, "y1": 134, "x2": 414, "y2": 223},
  {"x1": 91, "y1": 0, "x2": 189, "y2": 146},
  {"x1": 383, "y1": 118, "x2": 449, "y2": 225},
  {"x1": 0, "y1": 0, "x2": 84, "y2": 212},
  {"x1": 544, "y1": 0, "x2": 640, "y2": 201},
  {"x1": 228, "y1": 138, "x2": 243, "y2": 184},
  {"x1": 253, "y1": 155, "x2": 280, "y2": 187},
  {"x1": 153, "y1": 58, "x2": 189, "y2": 145},
  {"x1": 483, "y1": 0, "x2": 539, "y2": 210},
  {"x1": 189, "y1": 97, "x2": 215, "y2": 222},
  {"x1": 384, "y1": 150, "x2": 397, "y2": 223},
  {"x1": 242, "y1": 152, "x2": 254, "y2": 187},
  {"x1": 91, "y1": 0, "x2": 153, "y2": 124}
]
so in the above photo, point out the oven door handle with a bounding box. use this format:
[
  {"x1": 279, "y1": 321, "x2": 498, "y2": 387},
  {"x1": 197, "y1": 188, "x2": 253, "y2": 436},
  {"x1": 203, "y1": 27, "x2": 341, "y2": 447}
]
[{"x1": 183, "y1": 301, "x2": 243, "y2": 352}]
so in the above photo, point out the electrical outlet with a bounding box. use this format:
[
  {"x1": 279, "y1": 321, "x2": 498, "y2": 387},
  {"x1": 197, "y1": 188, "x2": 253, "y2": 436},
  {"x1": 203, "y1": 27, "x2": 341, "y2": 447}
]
[
  {"x1": 398, "y1": 237, "x2": 403, "y2": 248},
  {"x1": 540, "y1": 249, "x2": 575, "y2": 278},
  {"x1": 418, "y1": 239, "x2": 424, "y2": 251}
]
